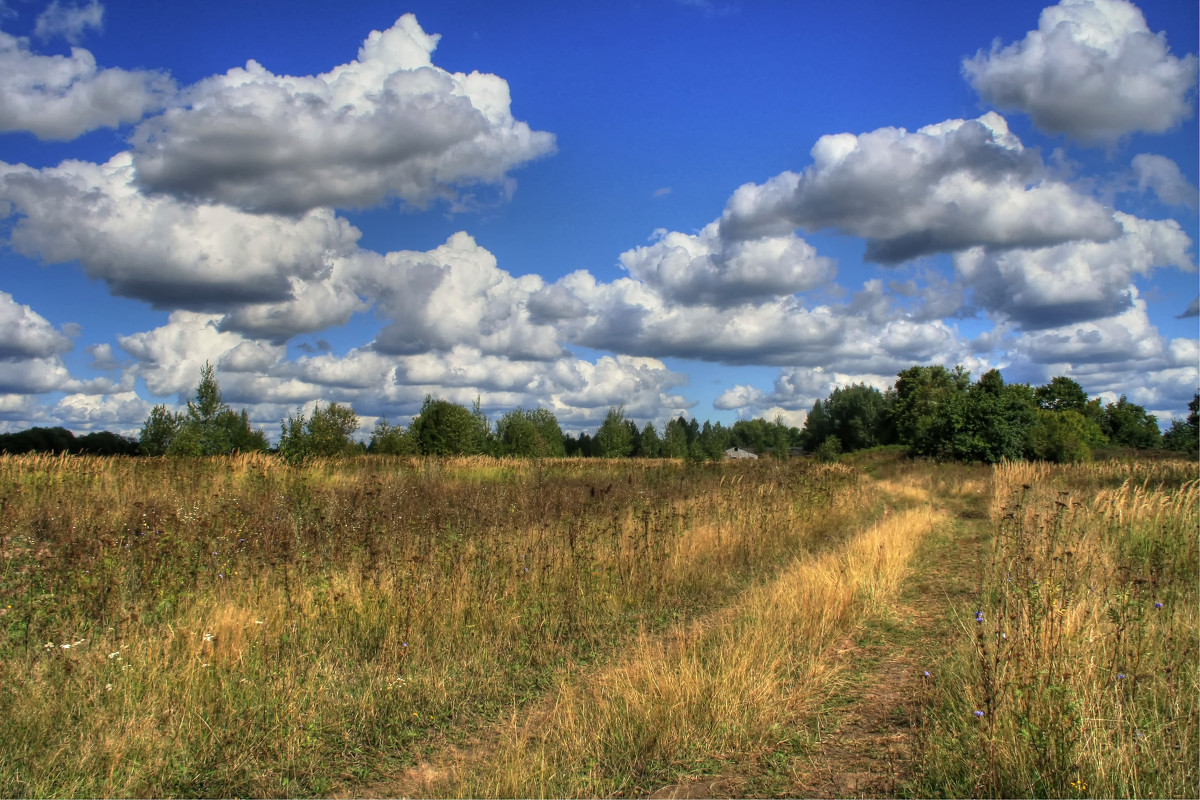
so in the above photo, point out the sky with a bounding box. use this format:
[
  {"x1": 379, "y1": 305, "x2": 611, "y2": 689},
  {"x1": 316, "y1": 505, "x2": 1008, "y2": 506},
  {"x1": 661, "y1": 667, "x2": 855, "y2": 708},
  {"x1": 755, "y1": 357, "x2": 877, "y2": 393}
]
[{"x1": 0, "y1": 0, "x2": 1197, "y2": 439}]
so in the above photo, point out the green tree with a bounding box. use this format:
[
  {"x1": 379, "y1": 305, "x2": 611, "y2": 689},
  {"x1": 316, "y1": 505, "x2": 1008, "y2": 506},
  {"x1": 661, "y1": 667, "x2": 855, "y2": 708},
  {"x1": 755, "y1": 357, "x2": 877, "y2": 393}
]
[
  {"x1": 958, "y1": 370, "x2": 1037, "y2": 463},
  {"x1": 1029, "y1": 409, "x2": 1099, "y2": 463},
  {"x1": 1161, "y1": 393, "x2": 1199, "y2": 456},
  {"x1": 139, "y1": 405, "x2": 181, "y2": 456},
  {"x1": 152, "y1": 363, "x2": 267, "y2": 455},
  {"x1": 662, "y1": 417, "x2": 691, "y2": 459},
  {"x1": 1101, "y1": 396, "x2": 1160, "y2": 449},
  {"x1": 891, "y1": 365, "x2": 972, "y2": 459},
  {"x1": 410, "y1": 396, "x2": 489, "y2": 456},
  {"x1": 368, "y1": 417, "x2": 418, "y2": 455},
  {"x1": 278, "y1": 402, "x2": 360, "y2": 462},
  {"x1": 636, "y1": 421, "x2": 662, "y2": 457},
  {"x1": 595, "y1": 405, "x2": 635, "y2": 458},
  {"x1": 495, "y1": 407, "x2": 566, "y2": 458},
  {"x1": 1034, "y1": 376, "x2": 1090, "y2": 412}
]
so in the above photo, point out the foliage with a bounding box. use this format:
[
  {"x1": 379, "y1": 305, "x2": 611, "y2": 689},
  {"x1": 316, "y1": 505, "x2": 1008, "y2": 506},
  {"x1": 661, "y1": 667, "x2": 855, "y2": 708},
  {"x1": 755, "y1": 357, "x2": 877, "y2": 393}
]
[
  {"x1": 410, "y1": 396, "x2": 489, "y2": 456},
  {"x1": 891, "y1": 365, "x2": 973, "y2": 459},
  {"x1": 494, "y1": 407, "x2": 566, "y2": 458},
  {"x1": 279, "y1": 402, "x2": 361, "y2": 462},
  {"x1": 594, "y1": 405, "x2": 635, "y2": 458},
  {"x1": 800, "y1": 383, "x2": 893, "y2": 453},
  {"x1": 1101, "y1": 395, "x2": 1161, "y2": 449},
  {"x1": 1027, "y1": 408, "x2": 1098, "y2": 463},
  {"x1": 1034, "y1": 376, "x2": 1089, "y2": 412},
  {"x1": 1161, "y1": 394, "x2": 1198, "y2": 456},
  {"x1": 0, "y1": 426, "x2": 139, "y2": 455},
  {"x1": 367, "y1": 417, "x2": 418, "y2": 456},
  {"x1": 140, "y1": 363, "x2": 268, "y2": 456}
]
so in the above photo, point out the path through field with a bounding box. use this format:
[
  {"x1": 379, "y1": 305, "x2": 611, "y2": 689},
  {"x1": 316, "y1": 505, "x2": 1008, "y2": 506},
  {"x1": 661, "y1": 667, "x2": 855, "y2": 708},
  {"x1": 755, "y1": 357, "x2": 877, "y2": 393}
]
[{"x1": 354, "y1": 465, "x2": 990, "y2": 799}]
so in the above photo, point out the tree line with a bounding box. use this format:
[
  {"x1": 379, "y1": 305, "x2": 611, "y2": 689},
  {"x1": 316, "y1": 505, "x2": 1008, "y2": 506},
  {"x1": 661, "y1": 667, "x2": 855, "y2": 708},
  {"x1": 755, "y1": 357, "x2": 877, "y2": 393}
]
[{"x1": 3, "y1": 363, "x2": 1196, "y2": 462}]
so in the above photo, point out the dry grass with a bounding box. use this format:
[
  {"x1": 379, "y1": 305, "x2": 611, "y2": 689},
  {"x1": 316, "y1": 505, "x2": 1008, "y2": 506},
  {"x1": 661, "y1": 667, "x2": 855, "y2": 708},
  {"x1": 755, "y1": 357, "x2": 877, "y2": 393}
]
[
  {"x1": 435, "y1": 480, "x2": 947, "y2": 798},
  {"x1": 913, "y1": 458, "x2": 1199, "y2": 798},
  {"x1": 0, "y1": 453, "x2": 861, "y2": 797}
]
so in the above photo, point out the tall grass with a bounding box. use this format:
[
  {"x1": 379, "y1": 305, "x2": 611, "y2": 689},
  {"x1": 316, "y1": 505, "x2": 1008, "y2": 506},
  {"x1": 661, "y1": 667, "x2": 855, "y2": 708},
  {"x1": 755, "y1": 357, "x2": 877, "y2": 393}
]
[
  {"x1": 913, "y1": 459, "x2": 1199, "y2": 798},
  {"x1": 0, "y1": 454, "x2": 860, "y2": 797},
  {"x1": 436, "y1": 477, "x2": 947, "y2": 798}
]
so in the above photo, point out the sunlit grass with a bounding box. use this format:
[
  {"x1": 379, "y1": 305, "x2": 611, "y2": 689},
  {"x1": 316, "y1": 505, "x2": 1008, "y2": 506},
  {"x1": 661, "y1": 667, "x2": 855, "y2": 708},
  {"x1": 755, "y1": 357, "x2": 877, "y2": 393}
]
[
  {"x1": 912, "y1": 458, "x2": 1199, "y2": 798},
  {"x1": 0, "y1": 453, "x2": 857, "y2": 797}
]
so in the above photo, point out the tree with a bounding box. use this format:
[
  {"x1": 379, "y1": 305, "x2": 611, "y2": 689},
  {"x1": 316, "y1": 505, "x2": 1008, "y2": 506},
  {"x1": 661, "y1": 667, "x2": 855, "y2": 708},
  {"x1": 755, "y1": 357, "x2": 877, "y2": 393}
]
[
  {"x1": 279, "y1": 402, "x2": 360, "y2": 461},
  {"x1": 368, "y1": 418, "x2": 418, "y2": 455},
  {"x1": 891, "y1": 365, "x2": 972, "y2": 459},
  {"x1": 495, "y1": 407, "x2": 566, "y2": 458},
  {"x1": 139, "y1": 405, "x2": 181, "y2": 456},
  {"x1": 1029, "y1": 409, "x2": 1098, "y2": 463},
  {"x1": 595, "y1": 405, "x2": 635, "y2": 458},
  {"x1": 662, "y1": 417, "x2": 691, "y2": 459},
  {"x1": 410, "y1": 396, "x2": 489, "y2": 456},
  {"x1": 1101, "y1": 396, "x2": 1160, "y2": 449},
  {"x1": 636, "y1": 421, "x2": 662, "y2": 458},
  {"x1": 146, "y1": 363, "x2": 268, "y2": 456},
  {"x1": 958, "y1": 370, "x2": 1037, "y2": 463},
  {"x1": 1035, "y1": 376, "x2": 1089, "y2": 412},
  {"x1": 1161, "y1": 393, "x2": 1199, "y2": 456}
]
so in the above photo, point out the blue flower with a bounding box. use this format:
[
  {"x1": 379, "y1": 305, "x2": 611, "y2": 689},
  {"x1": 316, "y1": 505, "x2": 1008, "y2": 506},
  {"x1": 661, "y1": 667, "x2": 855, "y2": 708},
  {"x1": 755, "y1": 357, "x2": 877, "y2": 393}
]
[
  {"x1": 1154, "y1": 602, "x2": 1163, "y2": 609},
  {"x1": 974, "y1": 710, "x2": 985, "y2": 718}
]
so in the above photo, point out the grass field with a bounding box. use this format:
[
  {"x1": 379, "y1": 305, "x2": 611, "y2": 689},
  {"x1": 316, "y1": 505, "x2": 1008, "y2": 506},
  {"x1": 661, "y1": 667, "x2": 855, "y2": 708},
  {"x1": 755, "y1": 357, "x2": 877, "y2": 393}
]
[{"x1": 0, "y1": 452, "x2": 1195, "y2": 798}]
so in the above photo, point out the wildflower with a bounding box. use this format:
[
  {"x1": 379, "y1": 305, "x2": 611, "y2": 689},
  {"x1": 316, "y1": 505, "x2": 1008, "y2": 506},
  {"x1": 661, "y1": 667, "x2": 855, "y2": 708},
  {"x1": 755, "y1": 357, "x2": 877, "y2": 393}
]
[
  {"x1": 1117, "y1": 673, "x2": 1126, "y2": 680},
  {"x1": 60, "y1": 643, "x2": 71, "y2": 649},
  {"x1": 105, "y1": 683, "x2": 112, "y2": 691},
  {"x1": 923, "y1": 671, "x2": 930, "y2": 678},
  {"x1": 109, "y1": 652, "x2": 120, "y2": 659},
  {"x1": 975, "y1": 611, "x2": 984, "y2": 624},
  {"x1": 1071, "y1": 778, "x2": 1087, "y2": 792},
  {"x1": 1154, "y1": 602, "x2": 1163, "y2": 609},
  {"x1": 203, "y1": 633, "x2": 214, "y2": 642}
]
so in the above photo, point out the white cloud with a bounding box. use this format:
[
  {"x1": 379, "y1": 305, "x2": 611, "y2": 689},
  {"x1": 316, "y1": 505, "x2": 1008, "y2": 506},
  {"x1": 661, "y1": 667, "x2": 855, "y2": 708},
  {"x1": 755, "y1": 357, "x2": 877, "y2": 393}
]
[
  {"x1": 366, "y1": 232, "x2": 563, "y2": 360},
  {"x1": 130, "y1": 14, "x2": 555, "y2": 214},
  {"x1": 954, "y1": 211, "x2": 1194, "y2": 328},
  {"x1": 618, "y1": 222, "x2": 834, "y2": 307},
  {"x1": 1132, "y1": 153, "x2": 1197, "y2": 208},
  {"x1": 34, "y1": 1, "x2": 103, "y2": 44},
  {"x1": 0, "y1": 153, "x2": 362, "y2": 311},
  {"x1": 964, "y1": 0, "x2": 1198, "y2": 142},
  {"x1": 53, "y1": 391, "x2": 151, "y2": 432},
  {"x1": 0, "y1": 290, "x2": 74, "y2": 359},
  {"x1": 718, "y1": 112, "x2": 1119, "y2": 262},
  {"x1": 0, "y1": 28, "x2": 173, "y2": 139}
]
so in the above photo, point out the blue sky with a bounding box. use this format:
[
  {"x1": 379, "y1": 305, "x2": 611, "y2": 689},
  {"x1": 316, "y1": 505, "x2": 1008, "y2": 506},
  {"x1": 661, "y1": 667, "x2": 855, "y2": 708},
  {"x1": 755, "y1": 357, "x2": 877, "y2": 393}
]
[{"x1": 0, "y1": 0, "x2": 1196, "y2": 438}]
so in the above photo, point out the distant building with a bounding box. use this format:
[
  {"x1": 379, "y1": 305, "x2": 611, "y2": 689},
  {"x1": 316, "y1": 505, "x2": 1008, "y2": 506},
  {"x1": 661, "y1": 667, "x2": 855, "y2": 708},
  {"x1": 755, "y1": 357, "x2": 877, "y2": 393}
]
[{"x1": 723, "y1": 446, "x2": 758, "y2": 459}]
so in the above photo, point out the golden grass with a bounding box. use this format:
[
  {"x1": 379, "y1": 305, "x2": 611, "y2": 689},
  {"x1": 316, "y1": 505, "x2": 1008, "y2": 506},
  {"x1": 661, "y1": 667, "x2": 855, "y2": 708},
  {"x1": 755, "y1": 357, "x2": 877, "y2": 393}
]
[
  {"x1": 440, "y1": 486, "x2": 947, "y2": 798},
  {"x1": 914, "y1": 457, "x2": 1199, "y2": 798}
]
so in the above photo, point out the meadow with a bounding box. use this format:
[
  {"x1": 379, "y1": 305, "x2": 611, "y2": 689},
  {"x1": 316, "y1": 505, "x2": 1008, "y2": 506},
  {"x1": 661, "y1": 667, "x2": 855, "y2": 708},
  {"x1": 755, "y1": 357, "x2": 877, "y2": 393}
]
[{"x1": 0, "y1": 452, "x2": 1195, "y2": 798}]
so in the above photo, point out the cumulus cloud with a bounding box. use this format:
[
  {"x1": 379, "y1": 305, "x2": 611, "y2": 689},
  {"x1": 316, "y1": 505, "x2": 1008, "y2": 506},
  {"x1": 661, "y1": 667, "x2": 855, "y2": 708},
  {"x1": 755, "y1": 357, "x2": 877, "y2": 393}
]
[
  {"x1": 718, "y1": 112, "x2": 1119, "y2": 262},
  {"x1": 1006, "y1": 293, "x2": 1198, "y2": 411},
  {"x1": 0, "y1": 291, "x2": 74, "y2": 359},
  {"x1": 964, "y1": 0, "x2": 1198, "y2": 142},
  {"x1": 0, "y1": 153, "x2": 362, "y2": 310},
  {"x1": 34, "y1": 1, "x2": 103, "y2": 44},
  {"x1": 53, "y1": 391, "x2": 151, "y2": 432},
  {"x1": 954, "y1": 212, "x2": 1194, "y2": 328},
  {"x1": 618, "y1": 222, "x2": 835, "y2": 306},
  {"x1": 0, "y1": 28, "x2": 174, "y2": 139},
  {"x1": 130, "y1": 14, "x2": 555, "y2": 214},
  {"x1": 1132, "y1": 153, "x2": 1197, "y2": 208},
  {"x1": 365, "y1": 232, "x2": 563, "y2": 360}
]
